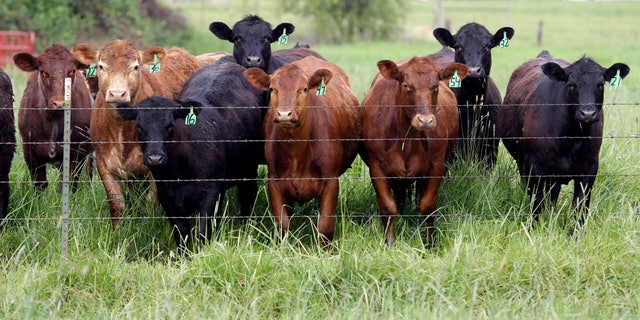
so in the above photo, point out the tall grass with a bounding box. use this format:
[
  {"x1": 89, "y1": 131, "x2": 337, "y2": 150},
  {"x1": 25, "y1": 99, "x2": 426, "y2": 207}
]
[{"x1": 1, "y1": 1, "x2": 639, "y2": 318}]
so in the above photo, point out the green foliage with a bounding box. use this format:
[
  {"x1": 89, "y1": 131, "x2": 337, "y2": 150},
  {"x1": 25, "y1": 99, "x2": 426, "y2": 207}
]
[
  {"x1": 0, "y1": 0, "x2": 192, "y2": 51},
  {"x1": 281, "y1": 0, "x2": 406, "y2": 43}
]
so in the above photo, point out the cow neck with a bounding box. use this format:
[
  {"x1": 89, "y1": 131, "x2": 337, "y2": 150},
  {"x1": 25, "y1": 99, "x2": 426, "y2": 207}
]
[
  {"x1": 271, "y1": 113, "x2": 311, "y2": 156},
  {"x1": 460, "y1": 77, "x2": 487, "y2": 105}
]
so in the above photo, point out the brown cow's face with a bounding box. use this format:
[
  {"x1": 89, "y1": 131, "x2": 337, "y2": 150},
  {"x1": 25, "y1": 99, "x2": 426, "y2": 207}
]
[
  {"x1": 14, "y1": 44, "x2": 81, "y2": 110},
  {"x1": 72, "y1": 40, "x2": 166, "y2": 106},
  {"x1": 378, "y1": 58, "x2": 468, "y2": 130}
]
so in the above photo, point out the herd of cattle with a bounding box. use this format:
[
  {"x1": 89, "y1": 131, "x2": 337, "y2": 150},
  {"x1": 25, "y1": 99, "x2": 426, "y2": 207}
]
[{"x1": 0, "y1": 15, "x2": 630, "y2": 252}]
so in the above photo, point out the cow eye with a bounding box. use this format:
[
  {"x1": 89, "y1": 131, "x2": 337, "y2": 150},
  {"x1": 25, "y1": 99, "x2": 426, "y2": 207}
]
[
  {"x1": 597, "y1": 83, "x2": 604, "y2": 91},
  {"x1": 303, "y1": 87, "x2": 308, "y2": 93},
  {"x1": 567, "y1": 83, "x2": 576, "y2": 91},
  {"x1": 133, "y1": 65, "x2": 139, "y2": 71}
]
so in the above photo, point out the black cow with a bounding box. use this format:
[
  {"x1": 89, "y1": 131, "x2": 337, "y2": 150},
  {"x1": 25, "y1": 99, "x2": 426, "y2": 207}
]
[
  {"x1": 209, "y1": 14, "x2": 323, "y2": 74},
  {"x1": 116, "y1": 58, "x2": 264, "y2": 252},
  {"x1": 497, "y1": 50, "x2": 629, "y2": 227},
  {"x1": 0, "y1": 68, "x2": 15, "y2": 227},
  {"x1": 432, "y1": 23, "x2": 515, "y2": 167}
]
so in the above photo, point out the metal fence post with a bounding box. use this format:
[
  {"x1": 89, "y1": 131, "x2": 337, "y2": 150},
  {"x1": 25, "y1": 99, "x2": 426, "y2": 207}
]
[{"x1": 61, "y1": 77, "x2": 71, "y2": 260}]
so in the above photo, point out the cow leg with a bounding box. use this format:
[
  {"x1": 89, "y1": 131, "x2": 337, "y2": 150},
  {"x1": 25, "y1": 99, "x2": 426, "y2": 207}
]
[
  {"x1": 96, "y1": 157, "x2": 125, "y2": 227},
  {"x1": 369, "y1": 165, "x2": 397, "y2": 246},
  {"x1": 268, "y1": 180, "x2": 290, "y2": 242},
  {"x1": 23, "y1": 149, "x2": 47, "y2": 191},
  {"x1": 198, "y1": 189, "x2": 224, "y2": 244},
  {"x1": 0, "y1": 174, "x2": 9, "y2": 225},
  {"x1": 237, "y1": 179, "x2": 258, "y2": 220},
  {"x1": 317, "y1": 178, "x2": 339, "y2": 250},
  {"x1": 420, "y1": 164, "x2": 445, "y2": 248},
  {"x1": 572, "y1": 176, "x2": 595, "y2": 231}
]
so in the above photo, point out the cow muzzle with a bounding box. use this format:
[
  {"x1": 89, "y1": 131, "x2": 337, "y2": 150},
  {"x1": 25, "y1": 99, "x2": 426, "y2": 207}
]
[
  {"x1": 274, "y1": 108, "x2": 298, "y2": 125},
  {"x1": 106, "y1": 88, "x2": 131, "y2": 104},
  {"x1": 144, "y1": 152, "x2": 166, "y2": 167},
  {"x1": 245, "y1": 55, "x2": 263, "y2": 68},
  {"x1": 411, "y1": 113, "x2": 437, "y2": 130},
  {"x1": 577, "y1": 106, "x2": 599, "y2": 123},
  {"x1": 48, "y1": 96, "x2": 66, "y2": 109}
]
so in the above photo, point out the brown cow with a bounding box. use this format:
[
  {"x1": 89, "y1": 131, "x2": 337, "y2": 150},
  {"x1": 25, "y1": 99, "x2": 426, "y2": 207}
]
[
  {"x1": 244, "y1": 56, "x2": 362, "y2": 248},
  {"x1": 361, "y1": 57, "x2": 467, "y2": 246},
  {"x1": 13, "y1": 44, "x2": 93, "y2": 191},
  {"x1": 72, "y1": 39, "x2": 203, "y2": 227}
]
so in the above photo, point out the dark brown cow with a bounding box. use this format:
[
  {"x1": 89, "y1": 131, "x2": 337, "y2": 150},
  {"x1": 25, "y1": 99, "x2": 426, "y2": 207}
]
[
  {"x1": 361, "y1": 57, "x2": 467, "y2": 246},
  {"x1": 244, "y1": 56, "x2": 362, "y2": 248},
  {"x1": 0, "y1": 67, "x2": 15, "y2": 227},
  {"x1": 13, "y1": 44, "x2": 93, "y2": 191},
  {"x1": 497, "y1": 50, "x2": 630, "y2": 228},
  {"x1": 72, "y1": 40, "x2": 203, "y2": 227}
]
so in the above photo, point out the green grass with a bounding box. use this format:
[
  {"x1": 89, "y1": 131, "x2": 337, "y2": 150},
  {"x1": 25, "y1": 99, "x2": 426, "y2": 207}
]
[{"x1": 1, "y1": 0, "x2": 640, "y2": 318}]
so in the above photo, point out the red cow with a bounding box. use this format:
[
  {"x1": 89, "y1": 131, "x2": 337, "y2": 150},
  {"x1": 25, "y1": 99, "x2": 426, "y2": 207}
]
[
  {"x1": 244, "y1": 56, "x2": 362, "y2": 248},
  {"x1": 13, "y1": 44, "x2": 93, "y2": 191},
  {"x1": 72, "y1": 40, "x2": 203, "y2": 227},
  {"x1": 361, "y1": 57, "x2": 467, "y2": 246}
]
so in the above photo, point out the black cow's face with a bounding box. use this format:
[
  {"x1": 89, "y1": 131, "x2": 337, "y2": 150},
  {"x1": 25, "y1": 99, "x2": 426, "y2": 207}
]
[
  {"x1": 209, "y1": 15, "x2": 294, "y2": 71},
  {"x1": 116, "y1": 96, "x2": 178, "y2": 167},
  {"x1": 434, "y1": 23, "x2": 514, "y2": 78},
  {"x1": 542, "y1": 58, "x2": 630, "y2": 123}
]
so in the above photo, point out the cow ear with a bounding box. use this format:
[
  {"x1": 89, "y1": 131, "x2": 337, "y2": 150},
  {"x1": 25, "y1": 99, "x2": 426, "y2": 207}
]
[
  {"x1": 433, "y1": 28, "x2": 456, "y2": 48},
  {"x1": 71, "y1": 44, "x2": 99, "y2": 66},
  {"x1": 377, "y1": 60, "x2": 402, "y2": 81},
  {"x1": 271, "y1": 23, "x2": 295, "y2": 43},
  {"x1": 209, "y1": 22, "x2": 235, "y2": 42},
  {"x1": 175, "y1": 100, "x2": 203, "y2": 119},
  {"x1": 244, "y1": 68, "x2": 271, "y2": 90},
  {"x1": 309, "y1": 69, "x2": 333, "y2": 90},
  {"x1": 141, "y1": 47, "x2": 166, "y2": 65},
  {"x1": 491, "y1": 27, "x2": 515, "y2": 48},
  {"x1": 115, "y1": 102, "x2": 138, "y2": 121},
  {"x1": 542, "y1": 62, "x2": 568, "y2": 82},
  {"x1": 442, "y1": 63, "x2": 469, "y2": 81},
  {"x1": 13, "y1": 53, "x2": 39, "y2": 72},
  {"x1": 605, "y1": 63, "x2": 630, "y2": 82}
]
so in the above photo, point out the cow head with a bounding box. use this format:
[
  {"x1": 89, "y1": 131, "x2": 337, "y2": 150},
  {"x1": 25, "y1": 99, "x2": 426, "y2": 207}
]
[
  {"x1": 14, "y1": 44, "x2": 85, "y2": 110},
  {"x1": 72, "y1": 40, "x2": 167, "y2": 106},
  {"x1": 433, "y1": 23, "x2": 514, "y2": 78},
  {"x1": 245, "y1": 64, "x2": 331, "y2": 127},
  {"x1": 378, "y1": 57, "x2": 468, "y2": 130},
  {"x1": 116, "y1": 96, "x2": 201, "y2": 167},
  {"x1": 210, "y1": 15, "x2": 294, "y2": 71},
  {"x1": 542, "y1": 57, "x2": 630, "y2": 123}
]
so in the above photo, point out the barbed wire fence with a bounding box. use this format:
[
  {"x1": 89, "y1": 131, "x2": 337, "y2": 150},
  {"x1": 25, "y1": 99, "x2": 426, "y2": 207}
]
[{"x1": 1, "y1": 92, "x2": 639, "y2": 258}]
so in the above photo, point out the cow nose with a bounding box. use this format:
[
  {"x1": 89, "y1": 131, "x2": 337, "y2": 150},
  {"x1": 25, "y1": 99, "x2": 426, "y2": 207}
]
[
  {"x1": 50, "y1": 99, "x2": 65, "y2": 109},
  {"x1": 106, "y1": 89, "x2": 130, "y2": 103},
  {"x1": 275, "y1": 109, "x2": 298, "y2": 124},
  {"x1": 467, "y1": 66, "x2": 483, "y2": 77},
  {"x1": 245, "y1": 56, "x2": 262, "y2": 67},
  {"x1": 579, "y1": 108, "x2": 598, "y2": 122},
  {"x1": 145, "y1": 153, "x2": 165, "y2": 166},
  {"x1": 411, "y1": 114, "x2": 437, "y2": 130}
]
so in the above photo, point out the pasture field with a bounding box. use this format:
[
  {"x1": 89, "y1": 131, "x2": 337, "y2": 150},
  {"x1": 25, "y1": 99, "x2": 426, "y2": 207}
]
[{"x1": 1, "y1": 0, "x2": 640, "y2": 318}]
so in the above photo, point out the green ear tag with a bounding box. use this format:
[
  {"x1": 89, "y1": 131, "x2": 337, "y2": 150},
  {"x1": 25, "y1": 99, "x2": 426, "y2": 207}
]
[
  {"x1": 448, "y1": 70, "x2": 461, "y2": 88},
  {"x1": 185, "y1": 105, "x2": 197, "y2": 125},
  {"x1": 150, "y1": 54, "x2": 161, "y2": 73},
  {"x1": 278, "y1": 28, "x2": 288, "y2": 45},
  {"x1": 86, "y1": 64, "x2": 97, "y2": 78},
  {"x1": 610, "y1": 69, "x2": 623, "y2": 87},
  {"x1": 499, "y1": 31, "x2": 510, "y2": 48},
  {"x1": 316, "y1": 76, "x2": 326, "y2": 96}
]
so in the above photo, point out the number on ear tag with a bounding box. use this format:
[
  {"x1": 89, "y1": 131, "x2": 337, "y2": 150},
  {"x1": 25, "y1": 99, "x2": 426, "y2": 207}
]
[
  {"x1": 150, "y1": 54, "x2": 161, "y2": 73},
  {"x1": 499, "y1": 31, "x2": 510, "y2": 48},
  {"x1": 86, "y1": 64, "x2": 96, "y2": 78},
  {"x1": 316, "y1": 76, "x2": 326, "y2": 96},
  {"x1": 610, "y1": 69, "x2": 623, "y2": 87},
  {"x1": 185, "y1": 105, "x2": 197, "y2": 125},
  {"x1": 278, "y1": 28, "x2": 288, "y2": 45},
  {"x1": 448, "y1": 70, "x2": 461, "y2": 88}
]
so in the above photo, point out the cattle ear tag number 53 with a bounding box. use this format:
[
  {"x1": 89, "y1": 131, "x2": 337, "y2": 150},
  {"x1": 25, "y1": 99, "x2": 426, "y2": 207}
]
[
  {"x1": 150, "y1": 54, "x2": 161, "y2": 73},
  {"x1": 278, "y1": 28, "x2": 288, "y2": 45},
  {"x1": 86, "y1": 64, "x2": 97, "y2": 78},
  {"x1": 499, "y1": 31, "x2": 510, "y2": 48},
  {"x1": 610, "y1": 69, "x2": 623, "y2": 88},
  {"x1": 448, "y1": 70, "x2": 461, "y2": 88},
  {"x1": 316, "y1": 77, "x2": 326, "y2": 96},
  {"x1": 185, "y1": 105, "x2": 197, "y2": 125}
]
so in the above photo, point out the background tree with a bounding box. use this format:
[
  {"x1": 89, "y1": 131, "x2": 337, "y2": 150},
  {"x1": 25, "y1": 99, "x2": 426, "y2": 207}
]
[{"x1": 281, "y1": 0, "x2": 406, "y2": 43}]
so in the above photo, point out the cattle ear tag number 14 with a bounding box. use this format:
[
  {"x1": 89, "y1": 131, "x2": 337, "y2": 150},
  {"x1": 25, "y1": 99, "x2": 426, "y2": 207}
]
[
  {"x1": 316, "y1": 77, "x2": 326, "y2": 96},
  {"x1": 278, "y1": 28, "x2": 288, "y2": 45},
  {"x1": 150, "y1": 54, "x2": 161, "y2": 73},
  {"x1": 449, "y1": 70, "x2": 461, "y2": 88},
  {"x1": 610, "y1": 69, "x2": 623, "y2": 88},
  {"x1": 185, "y1": 105, "x2": 197, "y2": 125}
]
